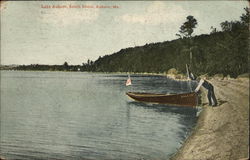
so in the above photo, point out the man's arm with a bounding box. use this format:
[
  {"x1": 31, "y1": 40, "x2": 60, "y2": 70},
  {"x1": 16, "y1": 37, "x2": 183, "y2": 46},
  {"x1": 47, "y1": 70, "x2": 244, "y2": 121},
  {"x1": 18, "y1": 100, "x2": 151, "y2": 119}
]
[{"x1": 195, "y1": 79, "x2": 204, "y2": 92}]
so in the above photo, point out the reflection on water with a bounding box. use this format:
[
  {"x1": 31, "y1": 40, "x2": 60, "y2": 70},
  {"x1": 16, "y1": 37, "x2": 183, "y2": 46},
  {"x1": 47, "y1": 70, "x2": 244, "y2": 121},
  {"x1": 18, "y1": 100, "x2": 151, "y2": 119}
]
[
  {"x1": 127, "y1": 101, "x2": 197, "y2": 115},
  {"x1": 0, "y1": 71, "x2": 197, "y2": 160}
]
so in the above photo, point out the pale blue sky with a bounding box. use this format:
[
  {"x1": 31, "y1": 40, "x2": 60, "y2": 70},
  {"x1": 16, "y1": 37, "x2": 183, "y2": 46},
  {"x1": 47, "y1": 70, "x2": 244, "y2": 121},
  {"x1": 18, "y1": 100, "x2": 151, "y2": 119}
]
[{"x1": 1, "y1": 1, "x2": 248, "y2": 65}]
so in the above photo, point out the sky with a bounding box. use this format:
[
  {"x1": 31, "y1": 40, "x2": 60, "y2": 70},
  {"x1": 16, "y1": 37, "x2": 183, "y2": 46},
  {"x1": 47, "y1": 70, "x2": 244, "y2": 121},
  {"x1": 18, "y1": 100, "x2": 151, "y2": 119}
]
[{"x1": 0, "y1": 1, "x2": 248, "y2": 65}]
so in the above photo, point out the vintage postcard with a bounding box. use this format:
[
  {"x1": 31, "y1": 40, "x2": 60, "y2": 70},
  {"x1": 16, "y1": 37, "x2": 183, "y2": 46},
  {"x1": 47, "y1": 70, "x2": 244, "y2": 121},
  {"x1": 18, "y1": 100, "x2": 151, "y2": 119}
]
[{"x1": 0, "y1": 1, "x2": 249, "y2": 160}]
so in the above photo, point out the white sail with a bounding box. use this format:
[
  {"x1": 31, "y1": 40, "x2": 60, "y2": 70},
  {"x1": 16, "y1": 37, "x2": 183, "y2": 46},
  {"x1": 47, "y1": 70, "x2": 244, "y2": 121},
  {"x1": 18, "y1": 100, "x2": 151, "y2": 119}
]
[{"x1": 126, "y1": 75, "x2": 132, "y2": 86}]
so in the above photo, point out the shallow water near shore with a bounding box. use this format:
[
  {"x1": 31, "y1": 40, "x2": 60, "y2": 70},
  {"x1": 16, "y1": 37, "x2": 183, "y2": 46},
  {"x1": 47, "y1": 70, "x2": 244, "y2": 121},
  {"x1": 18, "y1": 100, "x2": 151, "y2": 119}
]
[{"x1": 0, "y1": 71, "x2": 197, "y2": 160}]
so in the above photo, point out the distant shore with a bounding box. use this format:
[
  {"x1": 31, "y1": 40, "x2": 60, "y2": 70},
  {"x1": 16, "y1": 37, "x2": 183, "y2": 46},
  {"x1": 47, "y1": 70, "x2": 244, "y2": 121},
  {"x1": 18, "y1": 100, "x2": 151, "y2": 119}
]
[
  {"x1": 0, "y1": 69, "x2": 191, "y2": 81},
  {"x1": 1, "y1": 69, "x2": 247, "y2": 79},
  {"x1": 170, "y1": 77, "x2": 249, "y2": 160}
]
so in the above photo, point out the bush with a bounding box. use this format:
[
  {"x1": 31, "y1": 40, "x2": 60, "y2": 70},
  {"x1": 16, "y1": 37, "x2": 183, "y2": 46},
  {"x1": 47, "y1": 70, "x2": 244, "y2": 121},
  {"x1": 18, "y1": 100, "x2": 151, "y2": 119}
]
[
  {"x1": 167, "y1": 68, "x2": 179, "y2": 75},
  {"x1": 213, "y1": 74, "x2": 224, "y2": 80}
]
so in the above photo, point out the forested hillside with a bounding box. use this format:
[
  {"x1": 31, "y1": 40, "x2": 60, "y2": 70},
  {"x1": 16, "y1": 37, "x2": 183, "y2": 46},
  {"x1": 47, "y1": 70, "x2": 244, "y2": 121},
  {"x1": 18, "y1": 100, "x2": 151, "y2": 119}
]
[{"x1": 88, "y1": 8, "x2": 249, "y2": 77}]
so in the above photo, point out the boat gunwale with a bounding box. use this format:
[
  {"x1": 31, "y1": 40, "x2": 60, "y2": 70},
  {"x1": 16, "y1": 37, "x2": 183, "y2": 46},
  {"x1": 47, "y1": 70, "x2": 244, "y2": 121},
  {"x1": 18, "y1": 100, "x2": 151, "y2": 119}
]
[{"x1": 126, "y1": 92, "x2": 196, "y2": 97}]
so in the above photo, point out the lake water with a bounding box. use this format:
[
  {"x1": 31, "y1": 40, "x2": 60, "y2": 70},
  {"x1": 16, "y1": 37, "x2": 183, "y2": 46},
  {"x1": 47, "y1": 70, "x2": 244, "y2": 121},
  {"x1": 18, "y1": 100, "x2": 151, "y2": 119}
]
[{"x1": 0, "y1": 71, "x2": 197, "y2": 160}]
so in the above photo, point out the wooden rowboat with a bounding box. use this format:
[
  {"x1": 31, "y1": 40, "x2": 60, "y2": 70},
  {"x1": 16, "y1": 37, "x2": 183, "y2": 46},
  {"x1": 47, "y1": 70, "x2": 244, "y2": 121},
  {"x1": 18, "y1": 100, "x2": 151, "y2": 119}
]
[{"x1": 126, "y1": 92, "x2": 198, "y2": 107}]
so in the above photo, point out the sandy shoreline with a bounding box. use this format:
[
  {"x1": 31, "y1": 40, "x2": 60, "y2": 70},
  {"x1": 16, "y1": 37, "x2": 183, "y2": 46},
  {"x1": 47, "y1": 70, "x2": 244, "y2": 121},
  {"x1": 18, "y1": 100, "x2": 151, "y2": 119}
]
[{"x1": 171, "y1": 78, "x2": 249, "y2": 160}]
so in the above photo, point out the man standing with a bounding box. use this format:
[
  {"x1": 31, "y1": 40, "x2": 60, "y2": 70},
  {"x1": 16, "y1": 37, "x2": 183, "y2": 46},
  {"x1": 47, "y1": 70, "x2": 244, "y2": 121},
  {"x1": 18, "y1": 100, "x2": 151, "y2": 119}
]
[
  {"x1": 186, "y1": 65, "x2": 217, "y2": 106},
  {"x1": 194, "y1": 77, "x2": 218, "y2": 107}
]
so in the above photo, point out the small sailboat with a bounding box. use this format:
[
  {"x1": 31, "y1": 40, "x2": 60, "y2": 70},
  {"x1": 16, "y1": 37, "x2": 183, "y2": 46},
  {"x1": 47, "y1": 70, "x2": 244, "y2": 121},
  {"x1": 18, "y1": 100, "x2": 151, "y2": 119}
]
[{"x1": 126, "y1": 75, "x2": 132, "y2": 86}]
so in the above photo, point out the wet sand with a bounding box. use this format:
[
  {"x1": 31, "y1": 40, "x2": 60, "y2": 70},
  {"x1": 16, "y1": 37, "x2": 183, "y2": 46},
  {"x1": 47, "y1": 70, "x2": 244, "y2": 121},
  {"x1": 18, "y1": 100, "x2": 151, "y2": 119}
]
[{"x1": 171, "y1": 78, "x2": 249, "y2": 160}]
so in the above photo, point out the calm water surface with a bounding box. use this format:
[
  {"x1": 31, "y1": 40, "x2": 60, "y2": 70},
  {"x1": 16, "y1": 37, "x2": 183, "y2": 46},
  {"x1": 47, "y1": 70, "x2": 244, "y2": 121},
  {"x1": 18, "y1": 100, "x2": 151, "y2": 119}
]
[{"x1": 0, "y1": 71, "x2": 197, "y2": 160}]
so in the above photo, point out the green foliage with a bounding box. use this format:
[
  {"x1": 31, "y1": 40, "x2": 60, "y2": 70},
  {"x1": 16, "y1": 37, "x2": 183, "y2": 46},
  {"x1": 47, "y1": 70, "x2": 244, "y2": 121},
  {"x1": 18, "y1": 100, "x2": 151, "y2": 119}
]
[
  {"x1": 240, "y1": 7, "x2": 249, "y2": 25},
  {"x1": 63, "y1": 62, "x2": 68, "y2": 67},
  {"x1": 177, "y1": 16, "x2": 198, "y2": 38},
  {"x1": 90, "y1": 8, "x2": 248, "y2": 78},
  {"x1": 13, "y1": 64, "x2": 82, "y2": 72}
]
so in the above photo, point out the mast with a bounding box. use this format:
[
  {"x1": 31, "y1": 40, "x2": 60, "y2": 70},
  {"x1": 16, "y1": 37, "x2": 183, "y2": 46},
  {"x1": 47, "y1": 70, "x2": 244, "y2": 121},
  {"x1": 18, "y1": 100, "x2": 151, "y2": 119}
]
[{"x1": 186, "y1": 64, "x2": 193, "y2": 92}]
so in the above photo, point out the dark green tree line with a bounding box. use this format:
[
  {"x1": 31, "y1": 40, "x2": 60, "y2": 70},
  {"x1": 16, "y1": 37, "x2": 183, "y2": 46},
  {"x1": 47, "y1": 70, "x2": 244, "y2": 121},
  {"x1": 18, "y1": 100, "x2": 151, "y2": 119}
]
[{"x1": 90, "y1": 8, "x2": 249, "y2": 77}]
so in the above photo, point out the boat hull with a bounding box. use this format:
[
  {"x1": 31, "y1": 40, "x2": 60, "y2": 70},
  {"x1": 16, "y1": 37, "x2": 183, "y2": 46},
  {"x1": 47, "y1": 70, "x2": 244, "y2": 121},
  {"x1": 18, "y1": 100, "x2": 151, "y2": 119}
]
[{"x1": 126, "y1": 92, "x2": 198, "y2": 107}]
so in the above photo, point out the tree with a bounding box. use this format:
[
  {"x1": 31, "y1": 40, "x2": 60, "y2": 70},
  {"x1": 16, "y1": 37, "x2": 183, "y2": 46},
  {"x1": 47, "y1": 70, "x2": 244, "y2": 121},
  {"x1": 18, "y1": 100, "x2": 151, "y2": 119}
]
[
  {"x1": 176, "y1": 16, "x2": 198, "y2": 68},
  {"x1": 63, "y1": 61, "x2": 68, "y2": 67},
  {"x1": 240, "y1": 7, "x2": 249, "y2": 25},
  {"x1": 176, "y1": 16, "x2": 198, "y2": 38},
  {"x1": 210, "y1": 26, "x2": 217, "y2": 34},
  {"x1": 63, "y1": 61, "x2": 69, "y2": 70},
  {"x1": 220, "y1": 21, "x2": 233, "y2": 31}
]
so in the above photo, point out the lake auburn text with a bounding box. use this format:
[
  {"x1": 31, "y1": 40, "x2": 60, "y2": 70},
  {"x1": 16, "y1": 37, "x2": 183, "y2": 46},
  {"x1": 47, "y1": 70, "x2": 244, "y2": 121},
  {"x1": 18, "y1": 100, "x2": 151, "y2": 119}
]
[{"x1": 41, "y1": 4, "x2": 119, "y2": 9}]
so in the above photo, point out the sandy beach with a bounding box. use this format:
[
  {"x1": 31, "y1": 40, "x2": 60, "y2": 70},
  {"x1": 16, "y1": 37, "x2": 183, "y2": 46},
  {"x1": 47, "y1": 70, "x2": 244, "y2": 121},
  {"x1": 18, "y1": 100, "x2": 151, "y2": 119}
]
[{"x1": 171, "y1": 77, "x2": 249, "y2": 160}]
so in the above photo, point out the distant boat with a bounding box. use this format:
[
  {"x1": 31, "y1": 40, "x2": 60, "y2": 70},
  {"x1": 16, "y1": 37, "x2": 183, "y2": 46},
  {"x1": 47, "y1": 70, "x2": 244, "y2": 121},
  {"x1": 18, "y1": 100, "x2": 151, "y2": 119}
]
[
  {"x1": 126, "y1": 75, "x2": 132, "y2": 86},
  {"x1": 126, "y1": 92, "x2": 198, "y2": 107}
]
